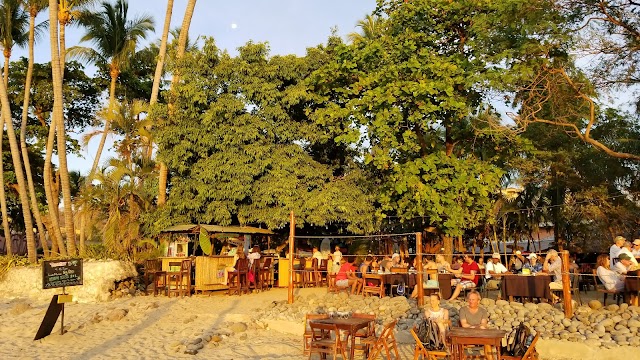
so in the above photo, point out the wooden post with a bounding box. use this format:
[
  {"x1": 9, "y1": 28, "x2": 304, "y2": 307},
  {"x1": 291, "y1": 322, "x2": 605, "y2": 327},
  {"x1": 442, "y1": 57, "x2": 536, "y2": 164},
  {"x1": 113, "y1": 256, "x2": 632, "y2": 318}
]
[
  {"x1": 561, "y1": 250, "x2": 572, "y2": 318},
  {"x1": 288, "y1": 211, "x2": 295, "y2": 304},
  {"x1": 416, "y1": 232, "x2": 424, "y2": 307}
]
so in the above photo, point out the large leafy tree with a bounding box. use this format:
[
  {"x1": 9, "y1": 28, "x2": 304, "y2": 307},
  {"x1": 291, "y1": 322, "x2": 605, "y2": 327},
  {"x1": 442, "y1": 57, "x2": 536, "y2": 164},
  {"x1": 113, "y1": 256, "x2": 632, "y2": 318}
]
[{"x1": 156, "y1": 39, "x2": 377, "y2": 232}]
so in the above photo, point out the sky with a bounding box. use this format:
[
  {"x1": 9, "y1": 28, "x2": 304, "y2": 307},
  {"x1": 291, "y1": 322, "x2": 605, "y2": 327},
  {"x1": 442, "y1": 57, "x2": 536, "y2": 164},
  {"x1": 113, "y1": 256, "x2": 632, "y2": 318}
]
[{"x1": 17, "y1": 0, "x2": 378, "y2": 174}]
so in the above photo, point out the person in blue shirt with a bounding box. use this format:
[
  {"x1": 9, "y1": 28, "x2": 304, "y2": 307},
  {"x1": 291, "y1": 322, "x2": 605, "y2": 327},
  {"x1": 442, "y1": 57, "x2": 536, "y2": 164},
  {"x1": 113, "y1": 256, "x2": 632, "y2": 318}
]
[{"x1": 523, "y1": 253, "x2": 542, "y2": 273}]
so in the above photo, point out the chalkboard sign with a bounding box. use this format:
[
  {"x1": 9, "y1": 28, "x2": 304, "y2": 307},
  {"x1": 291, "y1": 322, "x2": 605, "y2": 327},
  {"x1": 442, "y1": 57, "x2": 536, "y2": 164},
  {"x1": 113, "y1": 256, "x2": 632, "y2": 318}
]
[{"x1": 42, "y1": 259, "x2": 83, "y2": 289}]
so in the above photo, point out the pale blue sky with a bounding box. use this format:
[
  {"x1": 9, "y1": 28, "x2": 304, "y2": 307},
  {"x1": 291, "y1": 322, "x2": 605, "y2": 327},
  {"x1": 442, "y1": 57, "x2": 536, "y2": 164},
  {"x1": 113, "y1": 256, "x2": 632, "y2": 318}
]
[{"x1": 17, "y1": 0, "x2": 377, "y2": 174}]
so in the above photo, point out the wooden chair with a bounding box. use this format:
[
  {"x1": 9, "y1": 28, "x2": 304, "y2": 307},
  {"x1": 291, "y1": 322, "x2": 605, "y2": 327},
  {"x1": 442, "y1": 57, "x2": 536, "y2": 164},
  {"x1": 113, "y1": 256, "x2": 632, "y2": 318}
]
[
  {"x1": 308, "y1": 322, "x2": 348, "y2": 359},
  {"x1": 343, "y1": 313, "x2": 377, "y2": 357},
  {"x1": 500, "y1": 333, "x2": 540, "y2": 360},
  {"x1": 423, "y1": 268, "x2": 440, "y2": 296},
  {"x1": 365, "y1": 319, "x2": 400, "y2": 360},
  {"x1": 303, "y1": 313, "x2": 330, "y2": 355},
  {"x1": 248, "y1": 259, "x2": 261, "y2": 292},
  {"x1": 362, "y1": 274, "x2": 385, "y2": 298},
  {"x1": 294, "y1": 257, "x2": 307, "y2": 288},
  {"x1": 327, "y1": 274, "x2": 350, "y2": 293},
  {"x1": 179, "y1": 259, "x2": 192, "y2": 297},
  {"x1": 410, "y1": 325, "x2": 448, "y2": 360},
  {"x1": 228, "y1": 258, "x2": 249, "y2": 295},
  {"x1": 151, "y1": 261, "x2": 167, "y2": 297},
  {"x1": 260, "y1": 257, "x2": 273, "y2": 290},
  {"x1": 319, "y1": 259, "x2": 329, "y2": 286},
  {"x1": 593, "y1": 269, "x2": 622, "y2": 305},
  {"x1": 143, "y1": 259, "x2": 161, "y2": 295},
  {"x1": 167, "y1": 261, "x2": 184, "y2": 297},
  {"x1": 305, "y1": 258, "x2": 320, "y2": 287}
]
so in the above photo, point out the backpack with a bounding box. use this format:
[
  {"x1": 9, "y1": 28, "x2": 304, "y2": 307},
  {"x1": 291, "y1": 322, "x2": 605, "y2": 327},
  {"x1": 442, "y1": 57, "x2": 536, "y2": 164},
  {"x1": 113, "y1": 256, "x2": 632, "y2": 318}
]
[
  {"x1": 416, "y1": 319, "x2": 445, "y2": 351},
  {"x1": 502, "y1": 322, "x2": 532, "y2": 357},
  {"x1": 396, "y1": 282, "x2": 406, "y2": 296}
]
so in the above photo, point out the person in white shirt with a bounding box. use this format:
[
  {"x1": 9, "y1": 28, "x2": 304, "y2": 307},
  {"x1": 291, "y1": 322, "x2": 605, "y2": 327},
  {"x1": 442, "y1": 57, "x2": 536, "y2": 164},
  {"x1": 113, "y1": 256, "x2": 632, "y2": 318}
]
[
  {"x1": 614, "y1": 253, "x2": 633, "y2": 274},
  {"x1": 247, "y1": 245, "x2": 261, "y2": 266},
  {"x1": 312, "y1": 247, "x2": 324, "y2": 261},
  {"x1": 332, "y1": 246, "x2": 342, "y2": 274},
  {"x1": 609, "y1": 236, "x2": 626, "y2": 268},
  {"x1": 632, "y1": 239, "x2": 640, "y2": 257},
  {"x1": 619, "y1": 242, "x2": 639, "y2": 266},
  {"x1": 596, "y1": 254, "x2": 625, "y2": 292},
  {"x1": 485, "y1": 253, "x2": 509, "y2": 290}
]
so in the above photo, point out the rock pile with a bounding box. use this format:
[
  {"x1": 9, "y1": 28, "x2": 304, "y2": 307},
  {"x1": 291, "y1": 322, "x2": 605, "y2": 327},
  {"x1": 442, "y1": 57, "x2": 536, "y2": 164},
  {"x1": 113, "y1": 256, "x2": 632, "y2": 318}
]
[
  {"x1": 251, "y1": 293, "x2": 640, "y2": 349},
  {"x1": 175, "y1": 320, "x2": 266, "y2": 355},
  {"x1": 109, "y1": 278, "x2": 139, "y2": 299}
]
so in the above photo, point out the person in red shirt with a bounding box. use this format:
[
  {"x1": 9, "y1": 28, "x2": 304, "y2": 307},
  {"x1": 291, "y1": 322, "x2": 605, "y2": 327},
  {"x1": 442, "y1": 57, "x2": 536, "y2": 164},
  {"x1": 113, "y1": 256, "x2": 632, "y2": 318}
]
[
  {"x1": 335, "y1": 258, "x2": 362, "y2": 294},
  {"x1": 448, "y1": 254, "x2": 479, "y2": 301}
]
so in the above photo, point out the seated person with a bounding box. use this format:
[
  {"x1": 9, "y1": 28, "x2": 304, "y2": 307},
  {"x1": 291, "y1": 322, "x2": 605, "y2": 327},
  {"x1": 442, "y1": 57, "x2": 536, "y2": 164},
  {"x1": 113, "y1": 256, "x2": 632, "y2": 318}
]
[
  {"x1": 247, "y1": 245, "x2": 261, "y2": 267},
  {"x1": 477, "y1": 257, "x2": 486, "y2": 273},
  {"x1": 222, "y1": 247, "x2": 245, "y2": 285},
  {"x1": 335, "y1": 258, "x2": 362, "y2": 294},
  {"x1": 509, "y1": 251, "x2": 525, "y2": 273},
  {"x1": 424, "y1": 293, "x2": 449, "y2": 345},
  {"x1": 542, "y1": 249, "x2": 563, "y2": 290},
  {"x1": 390, "y1": 253, "x2": 405, "y2": 269},
  {"x1": 619, "y1": 242, "x2": 639, "y2": 267},
  {"x1": 450, "y1": 256, "x2": 463, "y2": 271},
  {"x1": 379, "y1": 255, "x2": 393, "y2": 273},
  {"x1": 312, "y1": 246, "x2": 324, "y2": 261},
  {"x1": 596, "y1": 254, "x2": 624, "y2": 292},
  {"x1": 360, "y1": 256, "x2": 373, "y2": 276},
  {"x1": 614, "y1": 253, "x2": 634, "y2": 274},
  {"x1": 410, "y1": 257, "x2": 439, "y2": 298},
  {"x1": 448, "y1": 255, "x2": 480, "y2": 301},
  {"x1": 459, "y1": 290, "x2": 488, "y2": 329},
  {"x1": 485, "y1": 253, "x2": 508, "y2": 290},
  {"x1": 523, "y1": 253, "x2": 542, "y2": 273},
  {"x1": 435, "y1": 254, "x2": 451, "y2": 273}
]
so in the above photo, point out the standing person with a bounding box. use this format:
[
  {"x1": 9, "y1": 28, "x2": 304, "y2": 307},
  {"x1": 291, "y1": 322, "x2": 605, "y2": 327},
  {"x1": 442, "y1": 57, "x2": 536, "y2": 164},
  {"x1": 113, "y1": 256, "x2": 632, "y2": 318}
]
[
  {"x1": 596, "y1": 254, "x2": 625, "y2": 292},
  {"x1": 485, "y1": 253, "x2": 508, "y2": 290},
  {"x1": 610, "y1": 236, "x2": 626, "y2": 268},
  {"x1": 448, "y1": 255, "x2": 480, "y2": 301},
  {"x1": 424, "y1": 293, "x2": 450, "y2": 345},
  {"x1": 459, "y1": 290, "x2": 489, "y2": 329},
  {"x1": 332, "y1": 245, "x2": 342, "y2": 274}
]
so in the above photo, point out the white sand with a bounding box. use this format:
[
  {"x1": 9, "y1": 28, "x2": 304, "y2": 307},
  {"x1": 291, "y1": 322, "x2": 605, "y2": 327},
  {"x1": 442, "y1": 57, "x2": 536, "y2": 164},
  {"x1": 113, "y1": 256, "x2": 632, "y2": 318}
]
[{"x1": 1, "y1": 287, "x2": 638, "y2": 359}]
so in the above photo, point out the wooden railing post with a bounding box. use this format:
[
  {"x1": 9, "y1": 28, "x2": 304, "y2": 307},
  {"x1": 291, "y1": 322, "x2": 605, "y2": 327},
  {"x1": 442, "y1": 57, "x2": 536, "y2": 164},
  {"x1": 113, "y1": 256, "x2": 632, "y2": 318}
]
[
  {"x1": 561, "y1": 250, "x2": 572, "y2": 318},
  {"x1": 288, "y1": 211, "x2": 295, "y2": 304},
  {"x1": 416, "y1": 232, "x2": 424, "y2": 307}
]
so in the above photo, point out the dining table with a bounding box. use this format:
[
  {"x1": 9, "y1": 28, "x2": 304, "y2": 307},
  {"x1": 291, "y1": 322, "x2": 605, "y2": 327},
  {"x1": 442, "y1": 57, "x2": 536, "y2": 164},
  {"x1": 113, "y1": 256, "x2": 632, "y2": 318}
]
[
  {"x1": 310, "y1": 316, "x2": 374, "y2": 360},
  {"x1": 448, "y1": 327, "x2": 506, "y2": 360},
  {"x1": 501, "y1": 273, "x2": 552, "y2": 301}
]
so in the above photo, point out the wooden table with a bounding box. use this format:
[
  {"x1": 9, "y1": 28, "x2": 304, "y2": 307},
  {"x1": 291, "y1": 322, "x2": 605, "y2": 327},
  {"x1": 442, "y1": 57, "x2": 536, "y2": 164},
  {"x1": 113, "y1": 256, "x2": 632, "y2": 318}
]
[
  {"x1": 449, "y1": 327, "x2": 506, "y2": 360},
  {"x1": 438, "y1": 273, "x2": 454, "y2": 300},
  {"x1": 311, "y1": 317, "x2": 373, "y2": 360},
  {"x1": 501, "y1": 274, "x2": 552, "y2": 301},
  {"x1": 625, "y1": 272, "x2": 639, "y2": 306}
]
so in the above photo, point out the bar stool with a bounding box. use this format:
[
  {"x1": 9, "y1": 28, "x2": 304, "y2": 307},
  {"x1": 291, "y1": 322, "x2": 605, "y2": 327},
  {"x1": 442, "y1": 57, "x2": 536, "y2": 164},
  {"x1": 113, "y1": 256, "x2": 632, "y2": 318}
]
[
  {"x1": 228, "y1": 259, "x2": 249, "y2": 295},
  {"x1": 260, "y1": 257, "x2": 273, "y2": 290},
  {"x1": 179, "y1": 259, "x2": 192, "y2": 297},
  {"x1": 167, "y1": 261, "x2": 183, "y2": 297},
  {"x1": 305, "y1": 258, "x2": 319, "y2": 287},
  {"x1": 143, "y1": 259, "x2": 161, "y2": 295},
  {"x1": 248, "y1": 260, "x2": 261, "y2": 292},
  {"x1": 293, "y1": 257, "x2": 307, "y2": 287},
  {"x1": 318, "y1": 259, "x2": 328, "y2": 286}
]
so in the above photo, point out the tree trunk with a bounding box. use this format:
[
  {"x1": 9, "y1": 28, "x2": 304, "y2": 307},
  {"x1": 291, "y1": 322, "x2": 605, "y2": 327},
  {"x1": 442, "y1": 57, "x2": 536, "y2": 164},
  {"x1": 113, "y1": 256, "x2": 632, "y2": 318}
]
[
  {"x1": 46, "y1": 0, "x2": 67, "y2": 257},
  {"x1": 58, "y1": 17, "x2": 67, "y2": 77},
  {"x1": 442, "y1": 234, "x2": 453, "y2": 263},
  {"x1": 150, "y1": 0, "x2": 174, "y2": 105},
  {"x1": 0, "y1": 64, "x2": 37, "y2": 263},
  {"x1": 159, "y1": 0, "x2": 197, "y2": 206},
  {"x1": 89, "y1": 68, "x2": 118, "y2": 178},
  {"x1": 0, "y1": 134, "x2": 12, "y2": 255},
  {"x1": 22, "y1": 8, "x2": 49, "y2": 257},
  {"x1": 3, "y1": 51, "x2": 9, "y2": 86}
]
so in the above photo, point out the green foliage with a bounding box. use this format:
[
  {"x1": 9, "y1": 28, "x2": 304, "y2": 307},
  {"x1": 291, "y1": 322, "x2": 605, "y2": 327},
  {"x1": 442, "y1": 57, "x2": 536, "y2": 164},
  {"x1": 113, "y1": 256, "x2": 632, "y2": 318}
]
[
  {"x1": 157, "y1": 38, "x2": 377, "y2": 232},
  {"x1": 199, "y1": 227, "x2": 211, "y2": 255},
  {"x1": 0, "y1": 255, "x2": 31, "y2": 281}
]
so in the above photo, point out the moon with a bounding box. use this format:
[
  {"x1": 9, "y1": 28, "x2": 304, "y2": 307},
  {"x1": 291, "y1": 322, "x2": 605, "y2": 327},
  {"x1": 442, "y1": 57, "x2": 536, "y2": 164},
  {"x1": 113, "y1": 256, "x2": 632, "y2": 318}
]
[{"x1": 231, "y1": 23, "x2": 237, "y2": 29}]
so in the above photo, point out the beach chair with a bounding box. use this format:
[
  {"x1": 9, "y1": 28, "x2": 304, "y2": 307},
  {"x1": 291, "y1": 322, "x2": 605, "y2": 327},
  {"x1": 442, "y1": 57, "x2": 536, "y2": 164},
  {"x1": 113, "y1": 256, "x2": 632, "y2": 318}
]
[
  {"x1": 410, "y1": 325, "x2": 448, "y2": 360},
  {"x1": 365, "y1": 319, "x2": 400, "y2": 360},
  {"x1": 308, "y1": 322, "x2": 347, "y2": 359},
  {"x1": 303, "y1": 313, "x2": 330, "y2": 356}
]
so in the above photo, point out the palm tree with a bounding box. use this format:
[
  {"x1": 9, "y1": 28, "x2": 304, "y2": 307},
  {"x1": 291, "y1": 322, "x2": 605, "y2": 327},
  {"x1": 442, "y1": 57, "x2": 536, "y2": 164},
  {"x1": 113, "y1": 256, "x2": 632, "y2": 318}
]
[
  {"x1": 149, "y1": 0, "x2": 173, "y2": 106},
  {"x1": 158, "y1": 0, "x2": 196, "y2": 206},
  {"x1": 0, "y1": 0, "x2": 28, "y2": 85},
  {"x1": 20, "y1": 0, "x2": 50, "y2": 257},
  {"x1": 68, "y1": 0, "x2": 154, "y2": 179},
  {"x1": 45, "y1": 0, "x2": 68, "y2": 257},
  {"x1": 347, "y1": 15, "x2": 383, "y2": 43}
]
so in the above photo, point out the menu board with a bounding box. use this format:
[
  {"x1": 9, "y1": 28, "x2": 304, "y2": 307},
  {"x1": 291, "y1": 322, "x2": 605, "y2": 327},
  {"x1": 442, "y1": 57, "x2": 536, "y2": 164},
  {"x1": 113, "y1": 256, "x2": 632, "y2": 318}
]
[{"x1": 42, "y1": 259, "x2": 83, "y2": 289}]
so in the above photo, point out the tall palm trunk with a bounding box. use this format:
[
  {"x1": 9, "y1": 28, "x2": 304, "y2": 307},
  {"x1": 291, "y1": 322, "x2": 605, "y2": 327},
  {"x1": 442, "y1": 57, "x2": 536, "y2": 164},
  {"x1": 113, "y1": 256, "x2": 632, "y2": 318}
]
[
  {"x1": 3, "y1": 49, "x2": 9, "y2": 86},
  {"x1": 0, "y1": 136, "x2": 11, "y2": 255},
  {"x1": 89, "y1": 66, "x2": 118, "y2": 177},
  {"x1": 21, "y1": 5, "x2": 49, "y2": 257},
  {"x1": 0, "y1": 65, "x2": 36, "y2": 263},
  {"x1": 150, "y1": 0, "x2": 173, "y2": 105},
  {"x1": 158, "y1": 0, "x2": 197, "y2": 206},
  {"x1": 47, "y1": 0, "x2": 67, "y2": 257}
]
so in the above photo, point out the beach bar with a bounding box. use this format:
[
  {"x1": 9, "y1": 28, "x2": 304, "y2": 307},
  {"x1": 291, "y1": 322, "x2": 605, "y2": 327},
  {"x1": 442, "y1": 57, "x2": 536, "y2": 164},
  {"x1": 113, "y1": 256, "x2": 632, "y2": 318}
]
[{"x1": 159, "y1": 224, "x2": 274, "y2": 292}]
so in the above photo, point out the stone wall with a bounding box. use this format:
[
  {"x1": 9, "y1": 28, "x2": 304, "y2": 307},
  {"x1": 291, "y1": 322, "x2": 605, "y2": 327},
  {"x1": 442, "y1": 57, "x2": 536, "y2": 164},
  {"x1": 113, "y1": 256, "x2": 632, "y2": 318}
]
[{"x1": 0, "y1": 259, "x2": 137, "y2": 303}]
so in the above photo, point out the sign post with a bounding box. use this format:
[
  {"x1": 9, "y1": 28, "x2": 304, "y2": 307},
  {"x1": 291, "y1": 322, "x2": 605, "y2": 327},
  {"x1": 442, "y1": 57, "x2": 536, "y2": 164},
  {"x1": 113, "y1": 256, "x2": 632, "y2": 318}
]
[{"x1": 35, "y1": 259, "x2": 83, "y2": 340}]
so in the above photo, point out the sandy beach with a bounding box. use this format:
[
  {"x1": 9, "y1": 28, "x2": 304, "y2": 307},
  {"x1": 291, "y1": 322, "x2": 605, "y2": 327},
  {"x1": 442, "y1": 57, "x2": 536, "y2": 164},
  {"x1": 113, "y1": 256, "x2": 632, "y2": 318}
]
[{"x1": 0, "y1": 286, "x2": 638, "y2": 359}]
